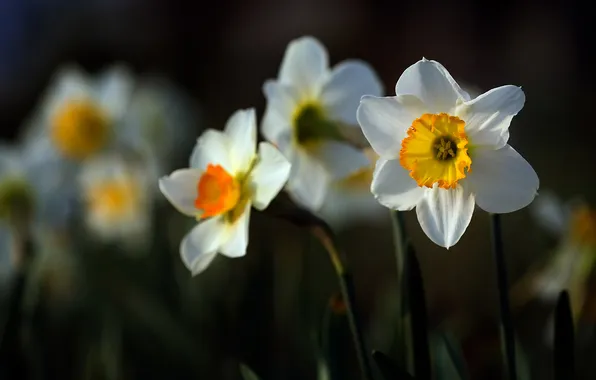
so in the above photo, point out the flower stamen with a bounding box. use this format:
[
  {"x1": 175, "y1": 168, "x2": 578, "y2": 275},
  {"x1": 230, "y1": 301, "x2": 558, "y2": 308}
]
[
  {"x1": 195, "y1": 164, "x2": 240, "y2": 219},
  {"x1": 399, "y1": 113, "x2": 472, "y2": 189},
  {"x1": 51, "y1": 99, "x2": 110, "y2": 160}
]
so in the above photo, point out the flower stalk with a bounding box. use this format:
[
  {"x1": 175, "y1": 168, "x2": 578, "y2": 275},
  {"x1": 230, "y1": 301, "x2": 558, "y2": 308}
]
[
  {"x1": 490, "y1": 213, "x2": 517, "y2": 380},
  {"x1": 270, "y1": 193, "x2": 373, "y2": 380}
]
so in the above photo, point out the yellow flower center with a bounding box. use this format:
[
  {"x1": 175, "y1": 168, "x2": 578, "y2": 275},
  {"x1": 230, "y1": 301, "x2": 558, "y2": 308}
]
[
  {"x1": 400, "y1": 113, "x2": 472, "y2": 189},
  {"x1": 337, "y1": 167, "x2": 374, "y2": 191},
  {"x1": 51, "y1": 99, "x2": 110, "y2": 160},
  {"x1": 194, "y1": 164, "x2": 252, "y2": 224},
  {"x1": 292, "y1": 102, "x2": 343, "y2": 148},
  {"x1": 87, "y1": 178, "x2": 138, "y2": 222},
  {"x1": 569, "y1": 206, "x2": 596, "y2": 247}
]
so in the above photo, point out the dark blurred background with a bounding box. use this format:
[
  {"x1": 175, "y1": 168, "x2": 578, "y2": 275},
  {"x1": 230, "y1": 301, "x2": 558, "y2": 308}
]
[{"x1": 1, "y1": 0, "x2": 595, "y2": 379}]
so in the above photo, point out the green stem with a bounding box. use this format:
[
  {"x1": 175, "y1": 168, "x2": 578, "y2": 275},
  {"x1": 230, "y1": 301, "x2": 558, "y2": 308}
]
[
  {"x1": 490, "y1": 213, "x2": 517, "y2": 380},
  {"x1": 553, "y1": 291, "x2": 574, "y2": 379},
  {"x1": 390, "y1": 210, "x2": 410, "y2": 368},
  {"x1": 311, "y1": 226, "x2": 373, "y2": 380},
  {"x1": 268, "y1": 193, "x2": 373, "y2": 380}
]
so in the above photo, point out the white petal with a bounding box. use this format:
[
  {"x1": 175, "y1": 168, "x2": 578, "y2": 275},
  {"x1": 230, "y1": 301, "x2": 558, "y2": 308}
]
[
  {"x1": 250, "y1": 142, "x2": 291, "y2": 210},
  {"x1": 180, "y1": 218, "x2": 226, "y2": 275},
  {"x1": 286, "y1": 149, "x2": 330, "y2": 212},
  {"x1": 416, "y1": 185, "x2": 476, "y2": 249},
  {"x1": 96, "y1": 65, "x2": 134, "y2": 121},
  {"x1": 220, "y1": 205, "x2": 251, "y2": 258},
  {"x1": 457, "y1": 85, "x2": 525, "y2": 149},
  {"x1": 319, "y1": 185, "x2": 386, "y2": 230},
  {"x1": 371, "y1": 158, "x2": 424, "y2": 210},
  {"x1": 189, "y1": 129, "x2": 232, "y2": 172},
  {"x1": 530, "y1": 191, "x2": 568, "y2": 236},
  {"x1": 395, "y1": 59, "x2": 465, "y2": 113},
  {"x1": 320, "y1": 60, "x2": 383, "y2": 125},
  {"x1": 466, "y1": 145, "x2": 539, "y2": 213},
  {"x1": 224, "y1": 108, "x2": 257, "y2": 173},
  {"x1": 278, "y1": 36, "x2": 328, "y2": 96},
  {"x1": 261, "y1": 81, "x2": 300, "y2": 143},
  {"x1": 0, "y1": 144, "x2": 23, "y2": 176},
  {"x1": 311, "y1": 141, "x2": 370, "y2": 180},
  {"x1": 356, "y1": 95, "x2": 425, "y2": 158},
  {"x1": 158, "y1": 168, "x2": 201, "y2": 216},
  {"x1": 42, "y1": 65, "x2": 93, "y2": 120}
]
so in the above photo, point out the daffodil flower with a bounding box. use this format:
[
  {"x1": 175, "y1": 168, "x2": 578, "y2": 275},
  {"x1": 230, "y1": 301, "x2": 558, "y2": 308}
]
[
  {"x1": 262, "y1": 36, "x2": 382, "y2": 211},
  {"x1": 523, "y1": 192, "x2": 596, "y2": 331},
  {"x1": 319, "y1": 148, "x2": 386, "y2": 229},
  {"x1": 358, "y1": 59, "x2": 539, "y2": 248},
  {"x1": 159, "y1": 109, "x2": 291, "y2": 275},
  {"x1": 79, "y1": 152, "x2": 155, "y2": 249},
  {"x1": 22, "y1": 65, "x2": 133, "y2": 162},
  {"x1": 0, "y1": 142, "x2": 74, "y2": 280}
]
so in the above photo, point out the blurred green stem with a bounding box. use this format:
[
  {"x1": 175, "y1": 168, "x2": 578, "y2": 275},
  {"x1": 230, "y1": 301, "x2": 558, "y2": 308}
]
[
  {"x1": 490, "y1": 213, "x2": 517, "y2": 380},
  {"x1": 0, "y1": 222, "x2": 35, "y2": 379},
  {"x1": 268, "y1": 193, "x2": 373, "y2": 380},
  {"x1": 390, "y1": 210, "x2": 410, "y2": 368},
  {"x1": 554, "y1": 291, "x2": 574, "y2": 379},
  {"x1": 311, "y1": 226, "x2": 373, "y2": 380}
]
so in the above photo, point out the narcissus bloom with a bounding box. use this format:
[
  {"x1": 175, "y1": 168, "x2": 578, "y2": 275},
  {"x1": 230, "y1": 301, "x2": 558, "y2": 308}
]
[
  {"x1": 0, "y1": 142, "x2": 75, "y2": 280},
  {"x1": 523, "y1": 192, "x2": 596, "y2": 345},
  {"x1": 159, "y1": 109, "x2": 291, "y2": 275},
  {"x1": 358, "y1": 59, "x2": 539, "y2": 248},
  {"x1": 262, "y1": 36, "x2": 382, "y2": 211},
  {"x1": 319, "y1": 147, "x2": 386, "y2": 229},
  {"x1": 79, "y1": 152, "x2": 155, "y2": 249},
  {"x1": 23, "y1": 65, "x2": 133, "y2": 162}
]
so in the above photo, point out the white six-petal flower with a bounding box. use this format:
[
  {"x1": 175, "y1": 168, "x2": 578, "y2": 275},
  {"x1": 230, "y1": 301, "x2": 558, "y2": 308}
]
[
  {"x1": 357, "y1": 59, "x2": 539, "y2": 248},
  {"x1": 79, "y1": 152, "x2": 154, "y2": 246},
  {"x1": 22, "y1": 64, "x2": 134, "y2": 162},
  {"x1": 318, "y1": 148, "x2": 386, "y2": 230},
  {"x1": 262, "y1": 36, "x2": 383, "y2": 211},
  {"x1": 159, "y1": 108, "x2": 291, "y2": 275}
]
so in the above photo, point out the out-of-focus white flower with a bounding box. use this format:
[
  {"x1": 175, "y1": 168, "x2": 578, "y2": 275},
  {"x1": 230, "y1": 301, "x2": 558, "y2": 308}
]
[
  {"x1": 529, "y1": 192, "x2": 596, "y2": 308},
  {"x1": 123, "y1": 77, "x2": 198, "y2": 175},
  {"x1": 0, "y1": 142, "x2": 72, "y2": 281},
  {"x1": 262, "y1": 36, "x2": 383, "y2": 212},
  {"x1": 22, "y1": 64, "x2": 134, "y2": 162},
  {"x1": 319, "y1": 147, "x2": 386, "y2": 229},
  {"x1": 79, "y1": 152, "x2": 155, "y2": 250},
  {"x1": 159, "y1": 109, "x2": 291, "y2": 275},
  {"x1": 357, "y1": 58, "x2": 539, "y2": 248}
]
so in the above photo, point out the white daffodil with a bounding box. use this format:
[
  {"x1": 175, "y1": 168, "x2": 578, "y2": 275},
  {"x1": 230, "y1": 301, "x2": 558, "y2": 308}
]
[
  {"x1": 262, "y1": 36, "x2": 383, "y2": 212},
  {"x1": 123, "y1": 77, "x2": 198, "y2": 175},
  {"x1": 531, "y1": 198, "x2": 596, "y2": 347},
  {"x1": 527, "y1": 192, "x2": 596, "y2": 316},
  {"x1": 0, "y1": 142, "x2": 73, "y2": 281},
  {"x1": 357, "y1": 58, "x2": 539, "y2": 248},
  {"x1": 22, "y1": 64, "x2": 134, "y2": 163},
  {"x1": 319, "y1": 147, "x2": 386, "y2": 229},
  {"x1": 79, "y1": 152, "x2": 155, "y2": 249},
  {"x1": 159, "y1": 108, "x2": 291, "y2": 275}
]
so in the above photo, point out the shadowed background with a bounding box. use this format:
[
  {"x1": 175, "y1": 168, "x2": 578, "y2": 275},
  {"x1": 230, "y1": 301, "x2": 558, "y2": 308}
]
[{"x1": 0, "y1": 0, "x2": 594, "y2": 379}]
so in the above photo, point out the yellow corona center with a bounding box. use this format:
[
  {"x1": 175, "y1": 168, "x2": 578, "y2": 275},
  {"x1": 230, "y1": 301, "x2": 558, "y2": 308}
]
[
  {"x1": 338, "y1": 167, "x2": 374, "y2": 191},
  {"x1": 87, "y1": 179, "x2": 138, "y2": 222},
  {"x1": 194, "y1": 164, "x2": 251, "y2": 224},
  {"x1": 51, "y1": 99, "x2": 110, "y2": 160},
  {"x1": 336, "y1": 148, "x2": 377, "y2": 192},
  {"x1": 569, "y1": 206, "x2": 596, "y2": 247},
  {"x1": 292, "y1": 102, "x2": 343, "y2": 148},
  {"x1": 400, "y1": 113, "x2": 472, "y2": 189}
]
